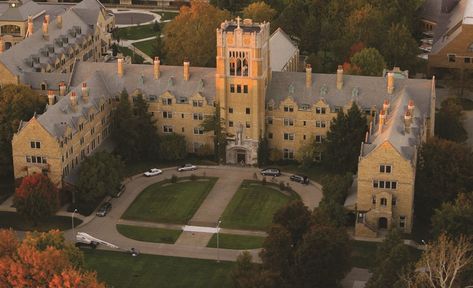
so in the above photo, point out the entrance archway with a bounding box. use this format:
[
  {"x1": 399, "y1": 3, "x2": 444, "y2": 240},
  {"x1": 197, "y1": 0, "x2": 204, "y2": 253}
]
[
  {"x1": 236, "y1": 149, "x2": 246, "y2": 164},
  {"x1": 378, "y1": 217, "x2": 388, "y2": 229}
]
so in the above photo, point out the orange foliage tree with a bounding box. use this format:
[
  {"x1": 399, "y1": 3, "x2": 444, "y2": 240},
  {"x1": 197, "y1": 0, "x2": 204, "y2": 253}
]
[
  {"x1": 0, "y1": 229, "x2": 104, "y2": 287},
  {"x1": 13, "y1": 173, "x2": 60, "y2": 225}
]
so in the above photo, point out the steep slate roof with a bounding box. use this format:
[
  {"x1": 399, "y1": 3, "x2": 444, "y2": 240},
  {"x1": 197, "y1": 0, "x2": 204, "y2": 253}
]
[
  {"x1": 70, "y1": 61, "x2": 217, "y2": 104},
  {"x1": 269, "y1": 28, "x2": 298, "y2": 71},
  {"x1": 0, "y1": 0, "x2": 44, "y2": 21}
]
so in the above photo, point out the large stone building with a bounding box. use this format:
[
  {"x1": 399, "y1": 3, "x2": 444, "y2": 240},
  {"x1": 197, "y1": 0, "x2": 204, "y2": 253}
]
[
  {"x1": 9, "y1": 17, "x2": 436, "y2": 237},
  {"x1": 0, "y1": 0, "x2": 114, "y2": 86}
]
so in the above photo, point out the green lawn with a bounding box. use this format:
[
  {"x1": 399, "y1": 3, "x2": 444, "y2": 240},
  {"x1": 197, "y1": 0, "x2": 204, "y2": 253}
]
[
  {"x1": 117, "y1": 24, "x2": 159, "y2": 40},
  {"x1": 0, "y1": 211, "x2": 82, "y2": 232},
  {"x1": 207, "y1": 233, "x2": 265, "y2": 250},
  {"x1": 151, "y1": 11, "x2": 179, "y2": 21},
  {"x1": 220, "y1": 180, "x2": 299, "y2": 231},
  {"x1": 122, "y1": 178, "x2": 217, "y2": 224},
  {"x1": 118, "y1": 46, "x2": 145, "y2": 64},
  {"x1": 133, "y1": 39, "x2": 156, "y2": 58},
  {"x1": 116, "y1": 224, "x2": 182, "y2": 244},
  {"x1": 84, "y1": 250, "x2": 234, "y2": 288}
]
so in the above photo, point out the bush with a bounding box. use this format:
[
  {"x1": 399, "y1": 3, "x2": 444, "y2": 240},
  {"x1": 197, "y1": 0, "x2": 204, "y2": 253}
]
[
  {"x1": 190, "y1": 174, "x2": 197, "y2": 181},
  {"x1": 171, "y1": 175, "x2": 178, "y2": 183},
  {"x1": 279, "y1": 181, "x2": 286, "y2": 191},
  {"x1": 262, "y1": 177, "x2": 267, "y2": 186}
]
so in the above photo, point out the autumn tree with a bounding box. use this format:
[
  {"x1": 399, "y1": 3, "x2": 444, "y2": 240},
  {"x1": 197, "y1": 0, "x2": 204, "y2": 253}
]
[
  {"x1": 13, "y1": 174, "x2": 60, "y2": 225},
  {"x1": 320, "y1": 103, "x2": 367, "y2": 174},
  {"x1": 164, "y1": 1, "x2": 230, "y2": 67},
  {"x1": 431, "y1": 192, "x2": 473, "y2": 239},
  {"x1": 435, "y1": 98, "x2": 468, "y2": 143},
  {"x1": 350, "y1": 47, "x2": 386, "y2": 76},
  {"x1": 381, "y1": 23, "x2": 418, "y2": 71},
  {"x1": 243, "y1": 2, "x2": 277, "y2": 23},
  {"x1": 0, "y1": 85, "x2": 46, "y2": 178},
  {"x1": 0, "y1": 229, "x2": 104, "y2": 287},
  {"x1": 414, "y1": 138, "x2": 473, "y2": 224},
  {"x1": 76, "y1": 151, "x2": 124, "y2": 203}
]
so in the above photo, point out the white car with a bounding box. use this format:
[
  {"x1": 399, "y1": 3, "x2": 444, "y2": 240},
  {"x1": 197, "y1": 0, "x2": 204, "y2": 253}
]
[
  {"x1": 177, "y1": 164, "x2": 197, "y2": 172},
  {"x1": 144, "y1": 168, "x2": 162, "y2": 177}
]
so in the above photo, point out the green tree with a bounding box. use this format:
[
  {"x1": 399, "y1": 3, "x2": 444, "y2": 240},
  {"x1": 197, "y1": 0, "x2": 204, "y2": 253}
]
[
  {"x1": 210, "y1": 0, "x2": 252, "y2": 12},
  {"x1": 320, "y1": 173, "x2": 353, "y2": 204},
  {"x1": 201, "y1": 102, "x2": 226, "y2": 163},
  {"x1": 151, "y1": 34, "x2": 164, "y2": 59},
  {"x1": 414, "y1": 138, "x2": 473, "y2": 224},
  {"x1": 381, "y1": 23, "x2": 418, "y2": 71},
  {"x1": 0, "y1": 85, "x2": 46, "y2": 178},
  {"x1": 133, "y1": 94, "x2": 160, "y2": 160},
  {"x1": 435, "y1": 98, "x2": 468, "y2": 143},
  {"x1": 76, "y1": 152, "x2": 124, "y2": 203},
  {"x1": 158, "y1": 133, "x2": 187, "y2": 161},
  {"x1": 113, "y1": 89, "x2": 140, "y2": 162},
  {"x1": 294, "y1": 224, "x2": 352, "y2": 288},
  {"x1": 13, "y1": 174, "x2": 60, "y2": 225},
  {"x1": 312, "y1": 200, "x2": 347, "y2": 228},
  {"x1": 365, "y1": 229, "x2": 412, "y2": 288},
  {"x1": 257, "y1": 137, "x2": 270, "y2": 167},
  {"x1": 243, "y1": 2, "x2": 277, "y2": 23},
  {"x1": 350, "y1": 47, "x2": 386, "y2": 76},
  {"x1": 345, "y1": 4, "x2": 385, "y2": 49},
  {"x1": 431, "y1": 193, "x2": 473, "y2": 239},
  {"x1": 272, "y1": 200, "x2": 311, "y2": 247},
  {"x1": 321, "y1": 103, "x2": 367, "y2": 174},
  {"x1": 153, "y1": 20, "x2": 161, "y2": 33},
  {"x1": 164, "y1": 1, "x2": 230, "y2": 67}
]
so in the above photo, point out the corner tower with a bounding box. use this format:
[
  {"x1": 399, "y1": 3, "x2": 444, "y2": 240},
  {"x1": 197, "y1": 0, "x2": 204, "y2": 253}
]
[{"x1": 216, "y1": 18, "x2": 270, "y2": 165}]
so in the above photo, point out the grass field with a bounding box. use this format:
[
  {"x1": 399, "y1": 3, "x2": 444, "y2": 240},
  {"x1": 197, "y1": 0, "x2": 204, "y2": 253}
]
[
  {"x1": 151, "y1": 11, "x2": 179, "y2": 21},
  {"x1": 220, "y1": 180, "x2": 299, "y2": 231},
  {"x1": 116, "y1": 224, "x2": 182, "y2": 244},
  {"x1": 0, "y1": 211, "x2": 82, "y2": 232},
  {"x1": 122, "y1": 178, "x2": 217, "y2": 224},
  {"x1": 84, "y1": 250, "x2": 234, "y2": 288},
  {"x1": 207, "y1": 233, "x2": 265, "y2": 250},
  {"x1": 118, "y1": 46, "x2": 145, "y2": 64},
  {"x1": 133, "y1": 39, "x2": 156, "y2": 58},
  {"x1": 117, "y1": 24, "x2": 158, "y2": 40}
]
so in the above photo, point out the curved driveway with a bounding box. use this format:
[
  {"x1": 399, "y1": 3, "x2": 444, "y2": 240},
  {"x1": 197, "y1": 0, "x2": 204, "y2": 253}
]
[{"x1": 69, "y1": 166, "x2": 323, "y2": 262}]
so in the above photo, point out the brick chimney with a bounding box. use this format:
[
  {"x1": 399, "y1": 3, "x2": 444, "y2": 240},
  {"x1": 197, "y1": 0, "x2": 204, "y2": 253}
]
[
  {"x1": 407, "y1": 100, "x2": 415, "y2": 114},
  {"x1": 42, "y1": 18, "x2": 49, "y2": 40},
  {"x1": 0, "y1": 36, "x2": 4, "y2": 54},
  {"x1": 387, "y1": 72, "x2": 394, "y2": 94},
  {"x1": 70, "y1": 91, "x2": 77, "y2": 111},
  {"x1": 27, "y1": 16, "x2": 33, "y2": 37},
  {"x1": 183, "y1": 60, "x2": 190, "y2": 81},
  {"x1": 82, "y1": 82, "x2": 89, "y2": 103},
  {"x1": 336, "y1": 65, "x2": 343, "y2": 90},
  {"x1": 306, "y1": 64, "x2": 312, "y2": 88},
  {"x1": 57, "y1": 15, "x2": 63, "y2": 29},
  {"x1": 117, "y1": 57, "x2": 124, "y2": 78},
  {"x1": 404, "y1": 110, "x2": 412, "y2": 133},
  {"x1": 59, "y1": 81, "x2": 66, "y2": 96},
  {"x1": 383, "y1": 99, "x2": 390, "y2": 114},
  {"x1": 45, "y1": 14, "x2": 50, "y2": 24},
  {"x1": 379, "y1": 109, "x2": 386, "y2": 132},
  {"x1": 153, "y1": 57, "x2": 160, "y2": 80},
  {"x1": 47, "y1": 90, "x2": 55, "y2": 106}
]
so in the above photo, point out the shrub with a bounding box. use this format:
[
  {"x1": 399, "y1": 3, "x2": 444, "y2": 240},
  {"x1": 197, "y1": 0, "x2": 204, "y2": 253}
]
[
  {"x1": 279, "y1": 181, "x2": 286, "y2": 191},
  {"x1": 171, "y1": 174, "x2": 178, "y2": 183},
  {"x1": 190, "y1": 174, "x2": 197, "y2": 181}
]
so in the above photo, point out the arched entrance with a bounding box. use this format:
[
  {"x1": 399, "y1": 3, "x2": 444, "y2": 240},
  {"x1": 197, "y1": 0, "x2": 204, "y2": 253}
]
[
  {"x1": 378, "y1": 217, "x2": 388, "y2": 229},
  {"x1": 236, "y1": 149, "x2": 246, "y2": 164}
]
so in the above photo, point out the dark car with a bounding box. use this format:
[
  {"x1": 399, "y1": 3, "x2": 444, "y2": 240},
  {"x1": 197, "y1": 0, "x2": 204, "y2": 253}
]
[
  {"x1": 260, "y1": 168, "x2": 281, "y2": 177},
  {"x1": 290, "y1": 174, "x2": 309, "y2": 184},
  {"x1": 96, "y1": 202, "x2": 112, "y2": 217},
  {"x1": 113, "y1": 184, "x2": 125, "y2": 198}
]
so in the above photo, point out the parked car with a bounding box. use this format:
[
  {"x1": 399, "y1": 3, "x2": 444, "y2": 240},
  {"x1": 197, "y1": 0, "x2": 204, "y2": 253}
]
[
  {"x1": 96, "y1": 202, "x2": 112, "y2": 217},
  {"x1": 177, "y1": 164, "x2": 197, "y2": 172},
  {"x1": 113, "y1": 184, "x2": 125, "y2": 198},
  {"x1": 144, "y1": 168, "x2": 163, "y2": 177},
  {"x1": 260, "y1": 168, "x2": 281, "y2": 177},
  {"x1": 290, "y1": 174, "x2": 309, "y2": 184}
]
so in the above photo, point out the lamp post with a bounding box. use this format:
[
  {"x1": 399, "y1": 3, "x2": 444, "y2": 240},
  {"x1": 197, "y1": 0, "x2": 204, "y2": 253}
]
[
  {"x1": 72, "y1": 209, "x2": 78, "y2": 238},
  {"x1": 216, "y1": 220, "x2": 221, "y2": 263}
]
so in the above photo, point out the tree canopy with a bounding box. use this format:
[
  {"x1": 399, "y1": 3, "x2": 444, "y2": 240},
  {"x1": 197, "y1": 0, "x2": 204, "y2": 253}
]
[
  {"x1": 0, "y1": 85, "x2": 46, "y2": 178},
  {"x1": 0, "y1": 229, "x2": 103, "y2": 287},
  {"x1": 164, "y1": 1, "x2": 230, "y2": 67},
  {"x1": 13, "y1": 174, "x2": 60, "y2": 225},
  {"x1": 243, "y1": 2, "x2": 277, "y2": 23},
  {"x1": 349, "y1": 47, "x2": 386, "y2": 76},
  {"x1": 158, "y1": 133, "x2": 187, "y2": 161},
  {"x1": 435, "y1": 98, "x2": 468, "y2": 143},
  {"x1": 431, "y1": 193, "x2": 473, "y2": 239}
]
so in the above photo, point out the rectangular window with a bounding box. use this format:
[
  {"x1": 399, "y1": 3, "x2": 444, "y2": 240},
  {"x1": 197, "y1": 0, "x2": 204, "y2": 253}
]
[
  {"x1": 80, "y1": 137, "x2": 84, "y2": 145},
  {"x1": 243, "y1": 85, "x2": 248, "y2": 93},
  {"x1": 465, "y1": 57, "x2": 471, "y2": 64},
  {"x1": 267, "y1": 117, "x2": 273, "y2": 125},
  {"x1": 230, "y1": 84, "x2": 235, "y2": 93},
  {"x1": 303, "y1": 135, "x2": 306, "y2": 140},
  {"x1": 315, "y1": 135, "x2": 323, "y2": 143},
  {"x1": 237, "y1": 85, "x2": 242, "y2": 93},
  {"x1": 229, "y1": 121, "x2": 234, "y2": 127},
  {"x1": 283, "y1": 148, "x2": 294, "y2": 160},
  {"x1": 448, "y1": 54, "x2": 456, "y2": 62},
  {"x1": 380, "y1": 197, "x2": 387, "y2": 207},
  {"x1": 315, "y1": 107, "x2": 326, "y2": 114},
  {"x1": 392, "y1": 198, "x2": 397, "y2": 207},
  {"x1": 91, "y1": 127, "x2": 95, "y2": 135},
  {"x1": 303, "y1": 121, "x2": 306, "y2": 126},
  {"x1": 192, "y1": 100, "x2": 203, "y2": 107},
  {"x1": 380, "y1": 165, "x2": 392, "y2": 173},
  {"x1": 163, "y1": 125, "x2": 173, "y2": 133},
  {"x1": 373, "y1": 180, "x2": 379, "y2": 188},
  {"x1": 268, "y1": 132, "x2": 273, "y2": 139},
  {"x1": 284, "y1": 105, "x2": 294, "y2": 112},
  {"x1": 163, "y1": 111, "x2": 173, "y2": 119},
  {"x1": 399, "y1": 216, "x2": 406, "y2": 228},
  {"x1": 246, "y1": 108, "x2": 251, "y2": 114},
  {"x1": 193, "y1": 127, "x2": 204, "y2": 135},
  {"x1": 229, "y1": 107, "x2": 234, "y2": 113},
  {"x1": 284, "y1": 118, "x2": 294, "y2": 126},
  {"x1": 193, "y1": 113, "x2": 203, "y2": 120},
  {"x1": 316, "y1": 121, "x2": 326, "y2": 128},
  {"x1": 26, "y1": 156, "x2": 31, "y2": 163},
  {"x1": 372, "y1": 195, "x2": 376, "y2": 205},
  {"x1": 284, "y1": 133, "x2": 294, "y2": 140},
  {"x1": 373, "y1": 180, "x2": 397, "y2": 190},
  {"x1": 246, "y1": 122, "x2": 251, "y2": 128},
  {"x1": 30, "y1": 141, "x2": 41, "y2": 149}
]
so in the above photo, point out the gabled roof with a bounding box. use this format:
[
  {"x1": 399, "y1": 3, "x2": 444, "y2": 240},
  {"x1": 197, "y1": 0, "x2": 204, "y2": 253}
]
[
  {"x1": 269, "y1": 28, "x2": 298, "y2": 72},
  {"x1": 0, "y1": 0, "x2": 44, "y2": 21}
]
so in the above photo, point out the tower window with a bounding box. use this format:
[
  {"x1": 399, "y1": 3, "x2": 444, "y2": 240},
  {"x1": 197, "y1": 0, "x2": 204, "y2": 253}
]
[
  {"x1": 230, "y1": 84, "x2": 235, "y2": 93},
  {"x1": 243, "y1": 85, "x2": 248, "y2": 93},
  {"x1": 229, "y1": 107, "x2": 233, "y2": 113},
  {"x1": 246, "y1": 108, "x2": 251, "y2": 114},
  {"x1": 237, "y1": 85, "x2": 242, "y2": 93},
  {"x1": 229, "y1": 50, "x2": 249, "y2": 77}
]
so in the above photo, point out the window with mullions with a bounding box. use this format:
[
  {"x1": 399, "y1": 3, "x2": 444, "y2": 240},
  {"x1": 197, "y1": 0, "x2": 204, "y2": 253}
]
[{"x1": 229, "y1": 50, "x2": 249, "y2": 77}]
